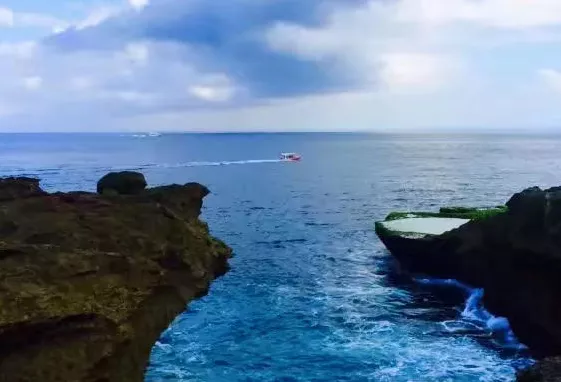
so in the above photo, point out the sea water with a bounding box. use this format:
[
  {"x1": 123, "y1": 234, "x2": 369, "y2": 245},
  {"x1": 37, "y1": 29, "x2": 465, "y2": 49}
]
[{"x1": 1, "y1": 132, "x2": 558, "y2": 381}]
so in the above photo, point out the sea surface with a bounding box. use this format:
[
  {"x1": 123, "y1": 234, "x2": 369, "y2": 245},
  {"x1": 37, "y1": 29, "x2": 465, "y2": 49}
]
[{"x1": 2, "y1": 132, "x2": 561, "y2": 381}]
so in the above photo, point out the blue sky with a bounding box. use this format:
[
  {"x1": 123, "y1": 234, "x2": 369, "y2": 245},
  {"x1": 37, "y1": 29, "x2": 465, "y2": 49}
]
[{"x1": 1, "y1": 0, "x2": 561, "y2": 132}]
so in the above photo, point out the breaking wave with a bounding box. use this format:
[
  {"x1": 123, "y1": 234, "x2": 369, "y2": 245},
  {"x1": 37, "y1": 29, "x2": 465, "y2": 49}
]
[{"x1": 414, "y1": 278, "x2": 527, "y2": 350}]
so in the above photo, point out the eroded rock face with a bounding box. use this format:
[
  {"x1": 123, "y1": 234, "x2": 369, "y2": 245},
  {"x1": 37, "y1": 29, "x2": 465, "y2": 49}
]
[
  {"x1": 97, "y1": 171, "x2": 147, "y2": 195},
  {"x1": 0, "y1": 175, "x2": 232, "y2": 382},
  {"x1": 0, "y1": 177, "x2": 46, "y2": 201},
  {"x1": 376, "y1": 187, "x2": 561, "y2": 379},
  {"x1": 516, "y1": 357, "x2": 561, "y2": 382}
]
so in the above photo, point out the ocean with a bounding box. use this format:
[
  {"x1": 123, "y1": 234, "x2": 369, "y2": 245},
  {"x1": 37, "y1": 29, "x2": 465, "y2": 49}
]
[{"x1": 2, "y1": 132, "x2": 560, "y2": 381}]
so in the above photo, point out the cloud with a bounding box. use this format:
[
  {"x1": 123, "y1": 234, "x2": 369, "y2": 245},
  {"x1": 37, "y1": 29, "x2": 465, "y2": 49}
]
[
  {"x1": 0, "y1": 41, "x2": 37, "y2": 59},
  {"x1": 69, "y1": 76, "x2": 94, "y2": 91},
  {"x1": 0, "y1": 36, "x2": 247, "y2": 128},
  {"x1": 0, "y1": 7, "x2": 14, "y2": 27},
  {"x1": 189, "y1": 86, "x2": 231, "y2": 102},
  {"x1": 111, "y1": 82, "x2": 561, "y2": 133},
  {"x1": 378, "y1": 53, "x2": 460, "y2": 93},
  {"x1": 395, "y1": 0, "x2": 561, "y2": 29},
  {"x1": 0, "y1": 6, "x2": 67, "y2": 30},
  {"x1": 123, "y1": 42, "x2": 149, "y2": 65},
  {"x1": 22, "y1": 76, "x2": 43, "y2": 90},
  {"x1": 2, "y1": 0, "x2": 561, "y2": 131},
  {"x1": 265, "y1": 1, "x2": 466, "y2": 93},
  {"x1": 75, "y1": 7, "x2": 120, "y2": 30},
  {"x1": 44, "y1": 0, "x2": 357, "y2": 98},
  {"x1": 15, "y1": 13, "x2": 65, "y2": 29},
  {"x1": 539, "y1": 69, "x2": 561, "y2": 93},
  {"x1": 129, "y1": 0, "x2": 150, "y2": 11}
]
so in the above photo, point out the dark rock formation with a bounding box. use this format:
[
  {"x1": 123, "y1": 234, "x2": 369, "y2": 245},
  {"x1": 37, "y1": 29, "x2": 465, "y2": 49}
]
[
  {"x1": 376, "y1": 186, "x2": 561, "y2": 381},
  {"x1": 0, "y1": 177, "x2": 46, "y2": 201},
  {"x1": 97, "y1": 171, "x2": 147, "y2": 195},
  {"x1": 0, "y1": 174, "x2": 232, "y2": 382},
  {"x1": 517, "y1": 357, "x2": 561, "y2": 382}
]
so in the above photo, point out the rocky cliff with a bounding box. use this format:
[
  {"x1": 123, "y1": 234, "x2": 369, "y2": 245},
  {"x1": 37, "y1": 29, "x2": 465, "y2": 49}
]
[
  {"x1": 376, "y1": 187, "x2": 561, "y2": 381},
  {"x1": 0, "y1": 173, "x2": 232, "y2": 382}
]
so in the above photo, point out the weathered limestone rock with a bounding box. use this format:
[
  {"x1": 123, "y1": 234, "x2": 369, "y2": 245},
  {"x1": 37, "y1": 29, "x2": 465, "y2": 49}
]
[
  {"x1": 375, "y1": 190, "x2": 561, "y2": 381},
  {"x1": 0, "y1": 174, "x2": 231, "y2": 382}
]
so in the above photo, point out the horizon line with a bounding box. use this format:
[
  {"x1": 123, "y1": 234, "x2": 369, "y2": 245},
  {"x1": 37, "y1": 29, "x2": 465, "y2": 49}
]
[{"x1": 0, "y1": 129, "x2": 561, "y2": 135}]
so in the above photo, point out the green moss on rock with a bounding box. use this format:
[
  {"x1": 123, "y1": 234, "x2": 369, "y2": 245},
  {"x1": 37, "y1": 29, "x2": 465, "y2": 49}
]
[
  {"x1": 384, "y1": 205, "x2": 507, "y2": 222},
  {"x1": 377, "y1": 206, "x2": 507, "y2": 240}
]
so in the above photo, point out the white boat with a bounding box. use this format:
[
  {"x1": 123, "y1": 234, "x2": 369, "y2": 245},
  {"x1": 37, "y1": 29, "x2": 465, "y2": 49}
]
[
  {"x1": 280, "y1": 152, "x2": 302, "y2": 161},
  {"x1": 148, "y1": 132, "x2": 161, "y2": 137}
]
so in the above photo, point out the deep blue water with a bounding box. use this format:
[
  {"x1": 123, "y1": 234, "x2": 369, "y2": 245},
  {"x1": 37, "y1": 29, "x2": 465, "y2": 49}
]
[{"x1": 2, "y1": 133, "x2": 561, "y2": 381}]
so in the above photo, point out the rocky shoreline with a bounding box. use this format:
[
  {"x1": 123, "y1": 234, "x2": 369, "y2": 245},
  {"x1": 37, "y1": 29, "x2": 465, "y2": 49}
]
[
  {"x1": 376, "y1": 187, "x2": 561, "y2": 381},
  {"x1": 0, "y1": 172, "x2": 232, "y2": 382}
]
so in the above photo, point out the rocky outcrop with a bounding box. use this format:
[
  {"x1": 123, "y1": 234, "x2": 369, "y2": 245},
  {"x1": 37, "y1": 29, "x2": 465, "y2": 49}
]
[
  {"x1": 0, "y1": 175, "x2": 232, "y2": 382},
  {"x1": 516, "y1": 357, "x2": 561, "y2": 382},
  {"x1": 0, "y1": 177, "x2": 47, "y2": 201},
  {"x1": 97, "y1": 171, "x2": 147, "y2": 195},
  {"x1": 376, "y1": 187, "x2": 561, "y2": 381}
]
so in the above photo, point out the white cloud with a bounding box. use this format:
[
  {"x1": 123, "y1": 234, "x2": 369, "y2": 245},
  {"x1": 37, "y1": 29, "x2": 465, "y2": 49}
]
[
  {"x1": 0, "y1": 41, "x2": 37, "y2": 59},
  {"x1": 0, "y1": 7, "x2": 67, "y2": 30},
  {"x1": 0, "y1": 39, "x2": 244, "y2": 127},
  {"x1": 124, "y1": 43, "x2": 149, "y2": 66},
  {"x1": 539, "y1": 69, "x2": 561, "y2": 93},
  {"x1": 3, "y1": 0, "x2": 561, "y2": 132},
  {"x1": 0, "y1": 7, "x2": 14, "y2": 27},
  {"x1": 396, "y1": 0, "x2": 561, "y2": 29},
  {"x1": 379, "y1": 53, "x2": 459, "y2": 93},
  {"x1": 129, "y1": 0, "x2": 150, "y2": 11},
  {"x1": 112, "y1": 78, "x2": 561, "y2": 133},
  {"x1": 23, "y1": 76, "x2": 43, "y2": 90},
  {"x1": 16, "y1": 13, "x2": 65, "y2": 29},
  {"x1": 101, "y1": 90, "x2": 158, "y2": 105},
  {"x1": 265, "y1": 1, "x2": 463, "y2": 93},
  {"x1": 52, "y1": 25, "x2": 67, "y2": 34},
  {"x1": 76, "y1": 7, "x2": 119, "y2": 30},
  {"x1": 189, "y1": 86, "x2": 234, "y2": 102},
  {"x1": 188, "y1": 73, "x2": 237, "y2": 102},
  {"x1": 0, "y1": 104, "x2": 17, "y2": 117},
  {"x1": 69, "y1": 76, "x2": 94, "y2": 91}
]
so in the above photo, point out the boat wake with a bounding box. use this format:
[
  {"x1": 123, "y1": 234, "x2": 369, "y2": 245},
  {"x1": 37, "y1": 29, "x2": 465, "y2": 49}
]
[
  {"x1": 0, "y1": 159, "x2": 293, "y2": 181},
  {"x1": 155, "y1": 159, "x2": 285, "y2": 168}
]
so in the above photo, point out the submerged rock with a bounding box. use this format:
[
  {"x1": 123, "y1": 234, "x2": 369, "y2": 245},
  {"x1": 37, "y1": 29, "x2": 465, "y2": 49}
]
[
  {"x1": 97, "y1": 171, "x2": 147, "y2": 195},
  {"x1": 375, "y1": 189, "x2": 561, "y2": 379},
  {"x1": 0, "y1": 174, "x2": 232, "y2": 382}
]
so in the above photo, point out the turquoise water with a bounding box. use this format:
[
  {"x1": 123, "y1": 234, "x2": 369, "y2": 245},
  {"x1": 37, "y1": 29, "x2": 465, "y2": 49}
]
[{"x1": 2, "y1": 133, "x2": 558, "y2": 381}]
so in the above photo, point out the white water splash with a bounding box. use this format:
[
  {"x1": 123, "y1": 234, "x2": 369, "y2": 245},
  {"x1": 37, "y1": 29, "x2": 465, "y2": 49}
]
[{"x1": 414, "y1": 278, "x2": 526, "y2": 350}]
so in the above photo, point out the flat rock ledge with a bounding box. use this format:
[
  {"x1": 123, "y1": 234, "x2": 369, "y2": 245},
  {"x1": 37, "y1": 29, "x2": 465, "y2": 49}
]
[
  {"x1": 376, "y1": 189, "x2": 561, "y2": 382},
  {"x1": 0, "y1": 173, "x2": 232, "y2": 382}
]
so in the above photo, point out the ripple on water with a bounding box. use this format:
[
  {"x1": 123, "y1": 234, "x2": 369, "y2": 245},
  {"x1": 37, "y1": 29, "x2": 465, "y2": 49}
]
[{"x1": 147, "y1": 233, "x2": 532, "y2": 381}]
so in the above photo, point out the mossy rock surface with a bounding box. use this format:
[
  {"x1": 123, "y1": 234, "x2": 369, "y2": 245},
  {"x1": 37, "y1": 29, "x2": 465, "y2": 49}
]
[
  {"x1": 384, "y1": 205, "x2": 507, "y2": 223},
  {"x1": 0, "y1": 175, "x2": 232, "y2": 382},
  {"x1": 376, "y1": 186, "x2": 561, "y2": 368},
  {"x1": 376, "y1": 206, "x2": 506, "y2": 240}
]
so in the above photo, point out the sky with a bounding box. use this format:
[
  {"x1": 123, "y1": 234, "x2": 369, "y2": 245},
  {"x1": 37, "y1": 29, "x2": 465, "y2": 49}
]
[{"x1": 1, "y1": 0, "x2": 561, "y2": 132}]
